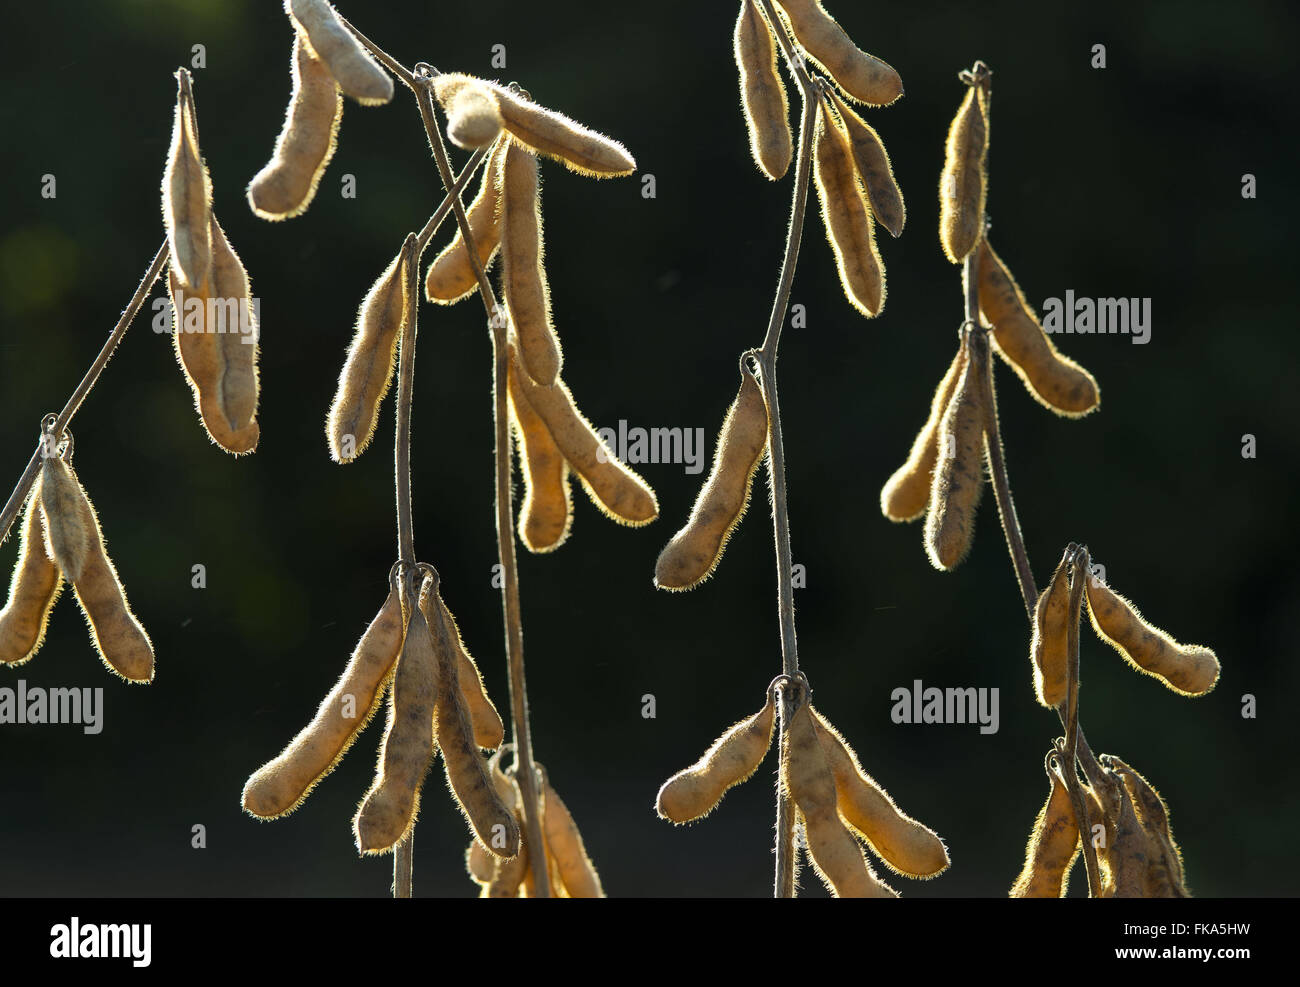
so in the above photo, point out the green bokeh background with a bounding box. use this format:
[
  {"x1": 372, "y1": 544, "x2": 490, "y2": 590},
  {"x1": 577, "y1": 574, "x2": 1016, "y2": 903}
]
[{"x1": 0, "y1": 0, "x2": 1295, "y2": 897}]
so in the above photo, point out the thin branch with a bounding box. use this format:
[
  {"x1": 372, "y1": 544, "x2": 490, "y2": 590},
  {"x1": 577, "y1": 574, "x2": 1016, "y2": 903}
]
[
  {"x1": 1060, "y1": 547, "x2": 1102, "y2": 897},
  {"x1": 336, "y1": 13, "x2": 418, "y2": 91},
  {"x1": 0, "y1": 239, "x2": 169, "y2": 545}
]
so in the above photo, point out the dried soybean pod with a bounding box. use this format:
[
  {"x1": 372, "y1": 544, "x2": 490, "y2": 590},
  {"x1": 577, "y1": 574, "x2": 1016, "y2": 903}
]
[
  {"x1": 423, "y1": 589, "x2": 504, "y2": 751},
  {"x1": 208, "y1": 217, "x2": 260, "y2": 434},
  {"x1": 353, "y1": 577, "x2": 439, "y2": 854},
  {"x1": 243, "y1": 573, "x2": 406, "y2": 818},
  {"x1": 327, "y1": 236, "x2": 414, "y2": 463},
  {"x1": 285, "y1": 0, "x2": 393, "y2": 105},
  {"x1": 1031, "y1": 551, "x2": 1072, "y2": 707},
  {"x1": 485, "y1": 837, "x2": 530, "y2": 898},
  {"x1": 880, "y1": 340, "x2": 967, "y2": 523},
  {"x1": 1010, "y1": 762, "x2": 1080, "y2": 898},
  {"x1": 813, "y1": 102, "x2": 884, "y2": 318},
  {"x1": 500, "y1": 142, "x2": 562, "y2": 387},
  {"x1": 466, "y1": 838, "x2": 494, "y2": 885},
  {"x1": 774, "y1": 0, "x2": 902, "y2": 106},
  {"x1": 656, "y1": 683, "x2": 776, "y2": 823},
  {"x1": 542, "y1": 777, "x2": 604, "y2": 897},
  {"x1": 162, "y1": 70, "x2": 213, "y2": 292},
  {"x1": 923, "y1": 342, "x2": 988, "y2": 571},
  {"x1": 509, "y1": 348, "x2": 658, "y2": 527},
  {"x1": 655, "y1": 366, "x2": 768, "y2": 591},
  {"x1": 56, "y1": 469, "x2": 155, "y2": 682},
  {"x1": 734, "y1": 0, "x2": 792, "y2": 181},
  {"x1": 432, "y1": 74, "x2": 503, "y2": 150},
  {"x1": 784, "y1": 704, "x2": 897, "y2": 898},
  {"x1": 426, "y1": 140, "x2": 506, "y2": 305},
  {"x1": 430, "y1": 596, "x2": 520, "y2": 859},
  {"x1": 810, "y1": 709, "x2": 949, "y2": 878},
  {"x1": 486, "y1": 80, "x2": 636, "y2": 178},
  {"x1": 1097, "y1": 772, "x2": 1148, "y2": 898},
  {"x1": 248, "y1": 34, "x2": 342, "y2": 221},
  {"x1": 40, "y1": 454, "x2": 90, "y2": 584},
  {"x1": 507, "y1": 358, "x2": 573, "y2": 552},
  {"x1": 826, "y1": 88, "x2": 904, "y2": 237},
  {"x1": 1106, "y1": 756, "x2": 1188, "y2": 897},
  {"x1": 938, "y1": 82, "x2": 987, "y2": 264},
  {"x1": 977, "y1": 240, "x2": 1100, "y2": 417},
  {"x1": 0, "y1": 481, "x2": 63, "y2": 666},
  {"x1": 1085, "y1": 576, "x2": 1220, "y2": 696}
]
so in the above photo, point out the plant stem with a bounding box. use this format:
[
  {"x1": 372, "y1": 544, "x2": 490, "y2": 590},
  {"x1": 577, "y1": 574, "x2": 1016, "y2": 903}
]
[
  {"x1": 335, "y1": 13, "x2": 418, "y2": 91},
  {"x1": 1061, "y1": 547, "x2": 1102, "y2": 897},
  {"x1": 414, "y1": 76, "x2": 551, "y2": 898},
  {"x1": 756, "y1": 0, "x2": 818, "y2": 899},
  {"x1": 0, "y1": 239, "x2": 169, "y2": 545}
]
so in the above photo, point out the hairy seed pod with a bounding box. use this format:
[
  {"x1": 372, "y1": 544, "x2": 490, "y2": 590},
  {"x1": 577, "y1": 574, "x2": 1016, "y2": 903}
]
[
  {"x1": 466, "y1": 837, "x2": 495, "y2": 885},
  {"x1": 43, "y1": 459, "x2": 154, "y2": 682},
  {"x1": 775, "y1": 0, "x2": 902, "y2": 105},
  {"x1": 811, "y1": 709, "x2": 949, "y2": 878},
  {"x1": 880, "y1": 341, "x2": 967, "y2": 523},
  {"x1": 1106, "y1": 755, "x2": 1188, "y2": 897},
  {"x1": 248, "y1": 35, "x2": 343, "y2": 221},
  {"x1": 1085, "y1": 577, "x2": 1219, "y2": 696},
  {"x1": 655, "y1": 367, "x2": 768, "y2": 591},
  {"x1": 163, "y1": 71, "x2": 213, "y2": 293},
  {"x1": 429, "y1": 598, "x2": 520, "y2": 859},
  {"x1": 501, "y1": 142, "x2": 562, "y2": 386},
  {"x1": 422, "y1": 589, "x2": 503, "y2": 750},
  {"x1": 509, "y1": 347, "x2": 658, "y2": 527},
  {"x1": 353, "y1": 581, "x2": 438, "y2": 855},
  {"x1": 734, "y1": 0, "x2": 792, "y2": 180},
  {"x1": 1093, "y1": 765, "x2": 1148, "y2": 898},
  {"x1": 432, "y1": 74, "x2": 503, "y2": 150},
  {"x1": 169, "y1": 218, "x2": 262, "y2": 455},
  {"x1": 827, "y1": 88, "x2": 904, "y2": 237},
  {"x1": 938, "y1": 83, "x2": 988, "y2": 264},
  {"x1": 243, "y1": 578, "x2": 406, "y2": 819},
  {"x1": 1010, "y1": 765, "x2": 1080, "y2": 898},
  {"x1": 0, "y1": 481, "x2": 63, "y2": 666},
  {"x1": 285, "y1": 0, "x2": 393, "y2": 105},
  {"x1": 507, "y1": 357, "x2": 573, "y2": 552},
  {"x1": 813, "y1": 103, "x2": 884, "y2": 317},
  {"x1": 656, "y1": 687, "x2": 776, "y2": 823},
  {"x1": 923, "y1": 344, "x2": 988, "y2": 570},
  {"x1": 485, "y1": 836, "x2": 530, "y2": 898},
  {"x1": 977, "y1": 240, "x2": 1100, "y2": 417},
  {"x1": 1031, "y1": 552, "x2": 1072, "y2": 707},
  {"x1": 542, "y1": 779, "x2": 604, "y2": 897},
  {"x1": 784, "y1": 703, "x2": 897, "y2": 897},
  {"x1": 327, "y1": 236, "x2": 413, "y2": 464},
  {"x1": 469, "y1": 78, "x2": 635, "y2": 178},
  {"x1": 426, "y1": 141, "x2": 506, "y2": 305}
]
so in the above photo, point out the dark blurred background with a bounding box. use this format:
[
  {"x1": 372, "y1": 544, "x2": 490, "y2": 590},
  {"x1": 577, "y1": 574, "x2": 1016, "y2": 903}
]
[{"x1": 0, "y1": 0, "x2": 1295, "y2": 898}]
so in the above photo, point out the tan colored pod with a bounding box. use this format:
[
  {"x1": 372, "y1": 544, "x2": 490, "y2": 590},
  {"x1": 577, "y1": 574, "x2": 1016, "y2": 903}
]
[
  {"x1": 1106, "y1": 756, "x2": 1188, "y2": 897},
  {"x1": 507, "y1": 358, "x2": 573, "y2": 552},
  {"x1": 542, "y1": 779, "x2": 604, "y2": 897},
  {"x1": 811, "y1": 709, "x2": 949, "y2": 878},
  {"x1": 1031, "y1": 552, "x2": 1072, "y2": 707},
  {"x1": 734, "y1": 0, "x2": 792, "y2": 181},
  {"x1": 656, "y1": 686, "x2": 776, "y2": 823},
  {"x1": 784, "y1": 703, "x2": 897, "y2": 897},
  {"x1": 977, "y1": 240, "x2": 1100, "y2": 417},
  {"x1": 923, "y1": 345, "x2": 988, "y2": 570},
  {"x1": 485, "y1": 837, "x2": 530, "y2": 897},
  {"x1": 509, "y1": 347, "x2": 658, "y2": 527},
  {"x1": 1010, "y1": 765, "x2": 1080, "y2": 898},
  {"x1": 422, "y1": 588, "x2": 504, "y2": 751},
  {"x1": 169, "y1": 217, "x2": 262, "y2": 456},
  {"x1": 466, "y1": 837, "x2": 495, "y2": 885},
  {"x1": 162, "y1": 70, "x2": 212, "y2": 293},
  {"x1": 500, "y1": 142, "x2": 562, "y2": 386},
  {"x1": 1094, "y1": 768, "x2": 1148, "y2": 898},
  {"x1": 813, "y1": 103, "x2": 884, "y2": 318},
  {"x1": 938, "y1": 83, "x2": 988, "y2": 264},
  {"x1": 467, "y1": 77, "x2": 635, "y2": 178},
  {"x1": 327, "y1": 237, "x2": 412, "y2": 464},
  {"x1": 655, "y1": 367, "x2": 768, "y2": 591},
  {"x1": 880, "y1": 341, "x2": 967, "y2": 523},
  {"x1": 425, "y1": 140, "x2": 506, "y2": 305},
  {"x1": 42, "y1": 459, "x2": 154, "y2": 682},
  {"x1": 827, "y1": 89, "x2": 904, "y2": 237},
  {"x1": 775, "y1": 0, "x2": 902, "y2": 106},
  {"x1": 243, "y1": 577, "x2": 406, "y2": 819},
  {"x1": 248, "y1": 34, "x2": 343, "y2": 221},
  {"x1": 0, "y1": 480, "x2": 63, "y2": 666},
  {"x1": 432, "y1": 74, "x2": 503, "y2": 150},
  {"x1": 353, "y1": 581, "x2": 439, "y2": 855},
  {"x1": 285, "y1": 0, "x2": 393, "y2": 105},
  {"x1": 1085, "y1": 577, "x2": 1220, "y2": 696}
]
